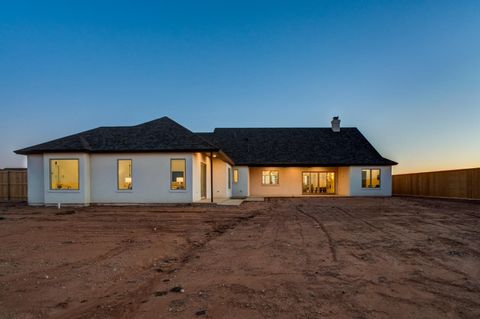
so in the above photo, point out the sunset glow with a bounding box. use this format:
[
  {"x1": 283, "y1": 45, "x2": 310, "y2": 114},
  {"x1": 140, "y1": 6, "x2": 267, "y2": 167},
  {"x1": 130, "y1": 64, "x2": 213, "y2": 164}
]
[{"x1": 1, "y1": 1, "x2": 479, "y2": 174}]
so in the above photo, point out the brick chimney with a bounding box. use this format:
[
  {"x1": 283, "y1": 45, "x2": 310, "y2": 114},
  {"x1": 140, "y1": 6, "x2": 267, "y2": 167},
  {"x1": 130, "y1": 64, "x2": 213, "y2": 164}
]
[{"x1": 331, "y1": 116, "x2": 340, "y2": 132}]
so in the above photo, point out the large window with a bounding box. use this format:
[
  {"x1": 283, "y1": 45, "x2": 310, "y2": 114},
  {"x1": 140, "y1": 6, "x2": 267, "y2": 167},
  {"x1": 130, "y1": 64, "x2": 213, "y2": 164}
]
[
  {"x1": 50, "y1": 159, "x2": 79, "y2": 190},
  {"x1": 118, "y1": 159, "x2": 132, "y2": 190},
  {"x1": 362, "y1": 169, "x2": 381, "y2": 188},
  {"x1": 262, "y1": 170, "x2": 279, "y2": 185},
  {"x1": 302, "y1": 172, "x2": 335, "y2": 194},
  {"x1": 171, "y1": 159, "x2": 186, "y2": 190}
]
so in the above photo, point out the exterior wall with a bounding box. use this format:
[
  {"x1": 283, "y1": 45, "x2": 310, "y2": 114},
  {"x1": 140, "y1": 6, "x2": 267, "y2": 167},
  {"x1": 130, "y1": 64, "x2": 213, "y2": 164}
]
[
  {"x1": 249, "y1": 167, "x2": 340, "y2": 197},
  {"x1": 27, "y1": 155, "x2": 44, "y2": 205},
  {"x1": 212, "y1": 158, "x2": 232, "y2": 199},
  {"x1": 192, "y1": 152, "x2": 212, "y2": 202},
  {"x1": 349, "y1": 166, "x2": 392, "y2": 196},
  {"x1": 337, "y1": 166, "x2": 350, "y2": 196},
  {"x1": 232, "y1": 166, "x2": 249, "y2": 198},
  {"x1": 26, "y1": 151, "x2": 392, "y2": 204},
  {"x1": 90, "y1": 153, "x2": 194, "y2": 204},
  {"x1": 43, "y1": 153, "x2": 90, "y2": 205},
  {"x1": 26, "y1": 152, "x2": 234, "y2": 205}
]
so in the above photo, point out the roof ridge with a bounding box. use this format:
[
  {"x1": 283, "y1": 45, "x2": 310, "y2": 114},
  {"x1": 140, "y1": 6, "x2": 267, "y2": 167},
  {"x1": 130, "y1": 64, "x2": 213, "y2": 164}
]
[{"x1": 213, "y1": 127, "x2": 358, "y2": 130}]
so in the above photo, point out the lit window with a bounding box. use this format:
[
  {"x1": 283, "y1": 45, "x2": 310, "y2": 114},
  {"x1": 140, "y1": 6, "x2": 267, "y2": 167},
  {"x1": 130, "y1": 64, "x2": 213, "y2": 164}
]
[
  {"x1": 228, "y1": 167, "x2": 232, "y2": 189},
  {"x1": 50, "y1": 159, "x2": 79, "y2": 190},
  {"x1": 362, "y1": 169, "x2": 381, "y2": 188},
  {"x1": 171, "y1": 159, "x2": 186, "y2": 190},
  {"x1": 233, "y1": 169, "x2": 239, "y2": 183},
  {"x1": 302, "y1": 172, "x2": 335, "y2": 194},
  {"x1": 118, "y1": 159, "x2": 132, "y2": 190},
  {"x1": 262, "y1": 170, "x2": 279, "y2": 185}
]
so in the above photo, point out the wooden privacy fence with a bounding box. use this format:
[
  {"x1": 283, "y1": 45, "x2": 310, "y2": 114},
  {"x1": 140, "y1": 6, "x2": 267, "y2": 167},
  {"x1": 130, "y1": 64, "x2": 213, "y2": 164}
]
[
  {"x1": 393, "y1": 167, "x2": 480, "y2": 200},
  {"x1": 0, "y1": 169, "x2": 27, "y2": 202}
]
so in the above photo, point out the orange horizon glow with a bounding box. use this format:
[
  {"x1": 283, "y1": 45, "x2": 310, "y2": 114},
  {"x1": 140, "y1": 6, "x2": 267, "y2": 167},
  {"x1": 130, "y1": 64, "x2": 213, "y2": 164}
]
[{"x1": 393, "y1": 164, "x2": 480, "y2": 175}]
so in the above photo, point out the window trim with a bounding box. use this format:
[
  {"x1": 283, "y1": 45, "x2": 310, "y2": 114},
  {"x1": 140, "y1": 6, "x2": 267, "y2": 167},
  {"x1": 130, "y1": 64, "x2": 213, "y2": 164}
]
[
  {"x1": 261, "y1": 170, "x2": 279, "y2": 186},
  {"x1": 117, "y1": 159, "x2": 133, "y2": 191},
  {"x1": 361, "y1": 168, "x2": 382, "y2": 189},
  {"x1": 49, "y1": 158, "x2": 80, "y2": 191},
  {"x1": 170, "y1": 158, "x2": 187, "y2": 191}
]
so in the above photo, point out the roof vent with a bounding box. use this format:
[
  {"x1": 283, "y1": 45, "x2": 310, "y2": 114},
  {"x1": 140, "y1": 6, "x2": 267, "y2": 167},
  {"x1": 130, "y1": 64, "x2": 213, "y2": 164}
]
[{"x1": 331, "y1": 116, "x2": 340, "y2": 132}]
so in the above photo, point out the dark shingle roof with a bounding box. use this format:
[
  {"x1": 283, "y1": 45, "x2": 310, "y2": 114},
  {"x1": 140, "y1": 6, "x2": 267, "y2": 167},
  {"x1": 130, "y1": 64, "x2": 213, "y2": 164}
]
[
  {"x1": 15, "y1": 117, "x2": 397, "y2": 166},
  {"x1": 198, "y1": 128, "x2": 397, "y2": 166},
  {"x1": 15, "y1": 117, "x2": 219, "y2": 155}
]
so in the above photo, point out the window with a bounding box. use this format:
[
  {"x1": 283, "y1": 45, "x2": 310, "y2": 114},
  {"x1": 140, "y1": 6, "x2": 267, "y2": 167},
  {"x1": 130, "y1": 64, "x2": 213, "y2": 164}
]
[
  {"x1": 262, "y1": 170, "x2": 279, "y2": 185},
  {"x1": 302, "y1": 172, "x2": 335, "y2": 194},
  {"x1": 228, "y1": 167, "x2": 232, "y2": 189},
  {"x1": 233, "y1": 169, "x2": 239, "y2": 183},
  {"x1": 362, "y1": 169, "x2": 381, "y2": 188},
  {"x1": 118, "y1": 159, "x2": 132, "y2": 190},
  {"x1": 50, "y1": 159, "x2": 79, "y2": 190},
  {"x1": 171, "y1": 159, "x2": 186, "y2": 190}
]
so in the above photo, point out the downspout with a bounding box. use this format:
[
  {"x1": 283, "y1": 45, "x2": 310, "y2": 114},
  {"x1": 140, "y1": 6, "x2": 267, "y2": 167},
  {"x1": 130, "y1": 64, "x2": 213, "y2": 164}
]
[{"x1": 210, "y1": 152, "x2": 214, "y2": 203}]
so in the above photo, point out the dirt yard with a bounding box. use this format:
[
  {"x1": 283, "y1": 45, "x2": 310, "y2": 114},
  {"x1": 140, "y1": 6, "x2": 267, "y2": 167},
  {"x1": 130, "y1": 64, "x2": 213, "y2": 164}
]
[{"x1": 0, "y1": 197, "x2": 479, "y2": 319}]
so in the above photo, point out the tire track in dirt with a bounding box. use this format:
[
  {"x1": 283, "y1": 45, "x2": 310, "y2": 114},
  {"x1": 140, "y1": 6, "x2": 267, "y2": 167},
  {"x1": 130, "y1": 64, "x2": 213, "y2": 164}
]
[
  {"x1": 335, "y1": 203, "x2": 479, "y2": 281},
  {"x1": 334, "y1": 206, "x2": 416, "y2": 241},
  {"x1": 252, "y1": 201, "x2": 283, "y2": 250},
  {"x1": 57, "y1": 209, "x2": 263, "y2": 319},
  {"x1": 295, "y1": 205, "x2": 337, "y2": 262}
]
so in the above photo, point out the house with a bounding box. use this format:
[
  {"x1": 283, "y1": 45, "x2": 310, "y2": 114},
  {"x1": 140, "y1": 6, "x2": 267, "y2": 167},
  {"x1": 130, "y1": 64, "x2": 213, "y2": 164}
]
[{"x1": 14, "y1": 116, "x2": 397, "y2": 205}]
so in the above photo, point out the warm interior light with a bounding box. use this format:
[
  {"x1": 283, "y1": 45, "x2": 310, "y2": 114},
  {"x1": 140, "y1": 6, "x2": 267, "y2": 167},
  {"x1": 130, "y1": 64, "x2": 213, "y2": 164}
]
[
  {"x1": 124, "y1": 177, "x2": 132, "y2": 183},
  {"x1": 212, "y1": 154, "x2": 217, "y2": 158},
  {"x1": 176, "y1": 177, "x2": 184, "y2": 183}
]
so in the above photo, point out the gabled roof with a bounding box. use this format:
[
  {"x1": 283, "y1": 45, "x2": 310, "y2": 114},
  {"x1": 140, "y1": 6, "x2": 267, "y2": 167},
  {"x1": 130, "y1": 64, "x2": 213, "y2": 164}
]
[
  {"x1": 15, "y1": 117, "x2": 397, "y2": 166},
  {"x1": 15, "y1": 117, "x2": 219, "y2": 155},
  {"x1": 198, "y1": 127, "x2": 397, "y2": 166}
]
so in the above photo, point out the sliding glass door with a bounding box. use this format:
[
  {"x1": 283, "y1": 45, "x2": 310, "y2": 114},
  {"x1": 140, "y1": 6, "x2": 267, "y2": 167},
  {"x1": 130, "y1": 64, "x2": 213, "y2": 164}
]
[{"x1": 302, "y1": 172, "x2": 335, "y2": 195}]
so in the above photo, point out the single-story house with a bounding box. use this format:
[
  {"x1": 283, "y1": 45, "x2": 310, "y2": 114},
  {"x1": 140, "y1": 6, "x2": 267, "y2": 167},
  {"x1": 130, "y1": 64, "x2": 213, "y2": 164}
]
[{"x1": 15, "y1": 116, "x2": 397, "y2": 205}]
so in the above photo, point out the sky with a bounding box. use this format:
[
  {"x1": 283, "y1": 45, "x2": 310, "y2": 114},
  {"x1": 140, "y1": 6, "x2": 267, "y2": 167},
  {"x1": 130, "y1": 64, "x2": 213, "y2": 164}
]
[{"x1": 1, "y1": 0, "x2": 479, "y2": 174}]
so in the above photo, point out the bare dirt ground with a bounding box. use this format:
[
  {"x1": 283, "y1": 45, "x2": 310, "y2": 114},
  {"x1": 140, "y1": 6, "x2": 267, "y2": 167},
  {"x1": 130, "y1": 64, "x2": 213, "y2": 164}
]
[{"x1": 0, "y1": 197, "x2": 479, "y2": 319}]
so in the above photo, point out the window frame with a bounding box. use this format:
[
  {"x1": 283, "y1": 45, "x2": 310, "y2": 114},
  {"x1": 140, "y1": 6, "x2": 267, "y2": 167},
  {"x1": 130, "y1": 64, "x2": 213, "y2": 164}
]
[
  {"x1": 170, "y1": 158, "x2": 187, "y2": 191},
  {"x1": 261, "y1": 170, "x2": 279, "y2": 186},
  {"x1": 49, "y1": 158, "x2": 80, "y2": 191},
  {"x1": 117, "y1": 159, "x2": 133, "y2": 191},
  {"x1": 361, "y1": 168, "x2": 381, "y2": 189}
]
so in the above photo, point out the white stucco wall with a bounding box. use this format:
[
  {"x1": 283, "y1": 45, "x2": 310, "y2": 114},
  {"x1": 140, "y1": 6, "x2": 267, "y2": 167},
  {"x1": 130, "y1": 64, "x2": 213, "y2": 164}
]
[
  {"x1": 26, "y1": 152, "x2": 235, "y2": 205},
  {"x1": 90, "y1": 153, "x2": 194, "y2": 204},
  {"x1": 349, "y1": 166, "x2": 392, "y2": 196},
  {"x1": 43, "y1": 153, "x2": 90, "y2": 205},
  {"x1": 27, "y1": 155, "x2": 44, "y2": 205},
  {"x1": 212, "y1": 158, "x2": 232, "y2": 199},
  {"x1": 232, "y1": 166, "x2": 249, "y2": 198},
  {"x1": 26, "y1": 152, "x2": 392, "y2": 204},
  {"x1": 192, "y1": 152, "x2": 212, "y2": 202},
  {"x1": 337, "y1": 166, "x2": 351, "y2": 196}
]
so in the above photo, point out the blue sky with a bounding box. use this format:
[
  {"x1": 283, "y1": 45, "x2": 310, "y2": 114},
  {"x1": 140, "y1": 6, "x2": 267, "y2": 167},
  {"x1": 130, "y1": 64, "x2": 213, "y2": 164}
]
[{"x1": 1, "y1": 1, "x2": 479, "y2": 173}]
